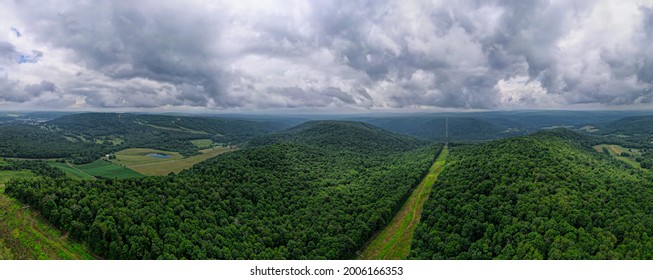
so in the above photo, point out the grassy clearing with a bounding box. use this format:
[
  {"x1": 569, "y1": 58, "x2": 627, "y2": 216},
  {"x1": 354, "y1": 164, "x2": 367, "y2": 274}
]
[
  {"x1": 47, "y1": 162, "x2": 95, "y2": 180},
  {"x1": 191, "y1": 139, "x2": 213, "y2": 148},
  {"x1": 0, "y1": 185, "x2": 94, "y2": 260},
  {"x1": 108, "y1": 137, "x2": 124, "y2": 145},
  {"x1": 63, "y1": 136, "x2": 78, "y2": 142},
  {"x1": 358, "y1": 146, "x2": 449, "y2": 260},
  {"x1": 615, "y1": 156, "x2": 642, "y2": 169},
  {"x1": 113, "y1": 147, "x2": 236, "y2": 176},
  {"x1": 593, "y1": 144, "x2": 640, "y2": 156},
  {"x1": 0, "y1": 170, "x2": 37, "y2": 184},
  {"x1": 593, "y1": 144, "x2": 643, "y2": 169},
  {"x1": 76, "y1": 160, "x2": 144, "y2": 179},
  {"x1": 579, "y1": 125, "x2": 599, "y2": 133},
  {"x1": 140, "y1": 122, "x2": 210, "y2": 135}
]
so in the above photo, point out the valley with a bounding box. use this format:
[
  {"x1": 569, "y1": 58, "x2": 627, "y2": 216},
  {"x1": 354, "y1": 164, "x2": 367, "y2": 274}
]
[
  {"x1": 111, "y1": 146, "x2": 236, "y2": 176},
  {"x1": 1, "y1": 110, "x2": 653, "y2": 260}
]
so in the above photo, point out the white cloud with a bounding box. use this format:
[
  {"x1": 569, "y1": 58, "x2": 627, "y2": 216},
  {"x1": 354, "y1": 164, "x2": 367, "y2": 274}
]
[{"x1": 0, "y1": 0, "x2": 651, "y2": 111}]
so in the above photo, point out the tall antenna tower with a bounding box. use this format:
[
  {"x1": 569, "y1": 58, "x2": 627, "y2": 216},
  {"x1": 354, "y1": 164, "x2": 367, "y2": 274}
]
[{"x1": 445, "y1": 117, "x2": 449, "y2": 145}]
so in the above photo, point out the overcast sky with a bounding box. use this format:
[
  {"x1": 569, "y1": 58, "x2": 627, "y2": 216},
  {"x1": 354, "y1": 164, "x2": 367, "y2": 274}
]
[{"x1": 0, "y1": 0, "x2": 652, "y2": 112}]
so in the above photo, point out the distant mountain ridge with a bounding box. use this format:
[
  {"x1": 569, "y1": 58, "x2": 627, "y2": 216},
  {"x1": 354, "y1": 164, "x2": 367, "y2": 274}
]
[
  {"x1": 594, "y1": 115, "x2": 653, "y2": 135},
  {"x1": 357, "y1": 116, "x2": 522, "y2": 141},
  {"x1": 0, "y1": 113, "x2": 293, "y2": 163}
]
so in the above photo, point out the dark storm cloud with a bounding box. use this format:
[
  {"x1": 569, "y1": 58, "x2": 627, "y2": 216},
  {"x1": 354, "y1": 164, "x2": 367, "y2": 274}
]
[
  {"x1": 2, "y1": 0, "x2": 653, "y2": 110},
  {"x1": 266, "y1": 86, "x2": 357, "y2": 108},
  {"x1": 25, "y1": 80, "x2": 57, "y2": 95},
  {"x1": 0, "y1": 78, "x2": 57, "y2": 102}
]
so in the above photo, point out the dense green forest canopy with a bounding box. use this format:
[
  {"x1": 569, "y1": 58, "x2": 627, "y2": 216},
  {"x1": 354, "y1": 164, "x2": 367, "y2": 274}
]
[
  {"x1": 5, "y1": 121, "x2": 440, "y2": 259},
  {"x1": 0, "y1": 159, "x2": 65, "y2": 179},
  {"x1": 411, "y1": 129, "x2": 653, "y2": 259},
  {"x1": 248, "y1": 120, "x2": 429, "y2": 153},
  {"x1": 0, "y1": 125, "x2": 106, "y2": 162}
]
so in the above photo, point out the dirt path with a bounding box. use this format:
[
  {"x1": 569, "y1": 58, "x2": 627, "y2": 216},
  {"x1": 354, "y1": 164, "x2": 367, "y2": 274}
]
[{"x1": 358, "y1": 146, "x2": 448, "y2": 260}]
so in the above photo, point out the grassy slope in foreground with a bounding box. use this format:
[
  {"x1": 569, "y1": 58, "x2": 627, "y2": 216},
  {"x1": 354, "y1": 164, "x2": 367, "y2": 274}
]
[
  {"x1": 0, "y1": 184, "x2": 94, "y2": 259},
  {"x1": 112, "y1": 146, "x2": 236, "y2": 176},
  {"x1": 358, "y1": 146, "x2": 448, "y2": 260}
]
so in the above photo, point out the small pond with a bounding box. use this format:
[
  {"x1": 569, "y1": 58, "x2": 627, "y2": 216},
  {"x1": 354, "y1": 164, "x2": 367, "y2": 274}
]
[{"x1": 146, "y1": 153, "x2": 172, "y2": 159}]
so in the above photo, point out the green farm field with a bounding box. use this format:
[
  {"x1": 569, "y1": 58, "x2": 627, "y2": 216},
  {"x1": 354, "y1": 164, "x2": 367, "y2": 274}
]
[
  {"x1": 593, "y1": 144, "x2": 639, "y2": 155},
  {"x1": 47, "y1": 162, "x2": 95, "y2": 180},
  {"x1": 112, "y1": 146, "x2": 236, "y2": 176},
  {"x1": 190, "y1": 139, "x2": 213, "y2": 148},
  {"x1": 593, "y1": 144, "x2": 643, "y2": 169},
  {"x1": 76, "y1": 160, "x2": 145, "y2": 179}
]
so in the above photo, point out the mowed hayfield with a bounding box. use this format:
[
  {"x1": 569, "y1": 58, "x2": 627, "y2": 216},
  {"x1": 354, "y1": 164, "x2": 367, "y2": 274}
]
[
  {"x1": 190, "y1": 139, "x2": 213, "y2": 148},
  {"x1": 593, "y1": 144, "x2": 640, "y2": 156},
  {"x1": 112, "y1": 146, "x2": 235, "y2": 176},
  {"x1": 76, "y1": 160, "x2": 145, "y2": 179},
  {"x1": 358, "y1": 146, "x2": 449, "y2": 260},
  {"x1": 593, "y1": 144, "x2": 643, "y2": 169}
]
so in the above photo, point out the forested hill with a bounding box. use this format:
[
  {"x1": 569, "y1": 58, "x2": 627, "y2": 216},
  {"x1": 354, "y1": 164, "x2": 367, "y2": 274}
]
[
  {"x1": 411, "y1": 129, "x2": 653, "y2": 259},
  {"x1": 594, "y1": 115, "x2": 653, "y2": 135},
  {"x1": 0, "y1": 113, "x2": 292, "y2": 162},
  {"x1": 46, "y1": 113, "x2": 291, "y2": 143},
  {"x1": 5, "y1": 121, "x2": 440, "y2": 259},
  {"x1": 359, "y1": 116, "x2": 522, "y2": 141},
  {"x1": 0, "y1": 124, "x2": 102, "y2": 160},
  {"x1": 247, "y1": 120, "x2": 430, "y2": 153}
]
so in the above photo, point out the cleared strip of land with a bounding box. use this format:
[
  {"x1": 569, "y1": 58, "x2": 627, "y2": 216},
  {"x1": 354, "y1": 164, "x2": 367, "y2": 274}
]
[
  {"x1": 0, "y1": 184, "x2": 95, "y2": 259},
  {"x1": 358, "y1": 146, "x2": 448, "y2": 260}
]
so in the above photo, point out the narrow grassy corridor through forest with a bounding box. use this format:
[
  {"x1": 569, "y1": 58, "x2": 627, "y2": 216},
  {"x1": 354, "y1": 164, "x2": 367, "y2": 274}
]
[{"x1": 358, "y1": 146, "x2": 448, "y2": 260}]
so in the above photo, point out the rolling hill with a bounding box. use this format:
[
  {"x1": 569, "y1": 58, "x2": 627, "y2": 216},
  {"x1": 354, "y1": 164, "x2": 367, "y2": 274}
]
[
  {"x1": 248, "y1": 120, "x2": 430, "y2": 153},
  {"x1": 593, "y1": 115, "x2": 653, "y2": 136},
  {"x1": 0, "y1": 125, "x2": 104, "y2": 160},
  {"x1": 0, "y1": 113, "x2": 293, "y2": 163},
  {"x1": 357, "y1": 116, "x2": 523, "y2": 141}
]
